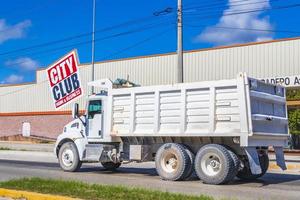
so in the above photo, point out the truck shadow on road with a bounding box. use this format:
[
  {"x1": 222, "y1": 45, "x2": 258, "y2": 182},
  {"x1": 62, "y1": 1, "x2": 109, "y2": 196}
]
[
  {"x1": 79, "y1": 166, "x2": 158, "y2": 176},
  {"x1": 80, "y1": 166, "x2": 300, "y2": 186},
  {"x1": 228, "y1": 172, "x2": 300, "y2": 186}
]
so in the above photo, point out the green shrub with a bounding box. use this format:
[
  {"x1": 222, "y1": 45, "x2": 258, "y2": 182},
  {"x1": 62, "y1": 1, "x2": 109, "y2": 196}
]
[
  {"x1": 288, "y1": 109, "x2": 300, "y2": 135},
  {"x1": 286, "y1": 88, "x2": 300, "y2": 100}
]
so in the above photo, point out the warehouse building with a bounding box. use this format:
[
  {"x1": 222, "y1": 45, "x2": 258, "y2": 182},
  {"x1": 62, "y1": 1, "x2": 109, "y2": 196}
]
[{"x1": 1, "y1": 37, "x2": 300, "y2": 139}]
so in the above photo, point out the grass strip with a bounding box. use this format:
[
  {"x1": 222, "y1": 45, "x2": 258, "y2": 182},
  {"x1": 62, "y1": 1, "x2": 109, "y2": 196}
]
[
  {"x1": 0, "y1": 147, "x2": 11, "y2": 151},
  {"x1": 0, "y1": 177, "x2": 213, "y2": 200}
]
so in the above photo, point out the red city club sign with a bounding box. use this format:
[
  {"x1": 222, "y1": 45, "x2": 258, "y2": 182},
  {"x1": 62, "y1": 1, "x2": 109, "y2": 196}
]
[{"x1": 47, "y1": 51, "x2": 83, "y2": 109}]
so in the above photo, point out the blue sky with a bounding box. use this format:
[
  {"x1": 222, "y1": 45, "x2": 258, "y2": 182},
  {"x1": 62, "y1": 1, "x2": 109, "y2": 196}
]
[{"x1": 0, "y1": 0, "x2": 300, "y2": 84}]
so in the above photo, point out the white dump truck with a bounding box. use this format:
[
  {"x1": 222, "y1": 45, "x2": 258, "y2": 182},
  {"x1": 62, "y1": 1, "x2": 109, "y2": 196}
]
[{"x1": 54, "y1": 73, "x2": 289, "y2": 185}]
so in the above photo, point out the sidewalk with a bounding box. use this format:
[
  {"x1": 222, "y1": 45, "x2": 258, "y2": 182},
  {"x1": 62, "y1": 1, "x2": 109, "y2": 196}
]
[
  {"x1": 0, "y1": 141, "x2": 54, "y2": 152},
  {"x1": 269, "y1": 153, "x2": 300, "y2": 162}
]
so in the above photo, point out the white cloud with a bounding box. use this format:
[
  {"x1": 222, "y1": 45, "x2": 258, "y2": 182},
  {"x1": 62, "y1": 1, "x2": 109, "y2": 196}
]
[
  {"x1": 5, "y1": 57, "x2": 39, "y2": 71},
  {"x1": 195, "y1": 0, "x2": 273, "y2": 46},
  {"x1": 1, "y1": 74, "x2": 24, "y2": 84},
  {"x1": 0, "y1": 19, "x2": 31, "y2": 44}
]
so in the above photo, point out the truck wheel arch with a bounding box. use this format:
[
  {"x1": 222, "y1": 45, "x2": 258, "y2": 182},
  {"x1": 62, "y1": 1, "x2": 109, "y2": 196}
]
[{"x1": 56, "y1": 138, "x2": 75, "y2": 157}]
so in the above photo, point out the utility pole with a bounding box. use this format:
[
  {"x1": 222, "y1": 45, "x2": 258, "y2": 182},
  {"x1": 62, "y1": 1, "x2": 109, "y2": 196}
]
[
  {"x1": 91, "y1": 0, "x2": 96, "y2": 94},
  {"x1": 177, "y1": 0, "x2": 183, "y2": 83}
]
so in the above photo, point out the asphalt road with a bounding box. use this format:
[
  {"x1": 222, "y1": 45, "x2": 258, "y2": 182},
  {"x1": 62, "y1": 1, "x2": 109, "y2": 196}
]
[{"x1": 0, "y1": 151, "x2": 299, "y2": 200}]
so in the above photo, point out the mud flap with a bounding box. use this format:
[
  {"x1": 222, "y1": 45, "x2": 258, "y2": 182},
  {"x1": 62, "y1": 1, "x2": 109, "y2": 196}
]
[
  {"x1": 274, "y1": 146, "x2": 287, "y2": 170},
  {"x1": 244, "y1": 147, "x2": 262, "y2": 175}
]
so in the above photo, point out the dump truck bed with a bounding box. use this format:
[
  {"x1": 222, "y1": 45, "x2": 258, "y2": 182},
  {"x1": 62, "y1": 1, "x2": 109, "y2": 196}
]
[{"x1": 108, "y1": 73, "x2": 288, "y2": 147}]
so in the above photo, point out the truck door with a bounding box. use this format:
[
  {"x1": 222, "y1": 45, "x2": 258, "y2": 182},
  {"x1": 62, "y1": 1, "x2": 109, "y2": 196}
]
[{"x1": 87, "y1": 100, "x2": 103, "y2": 138}]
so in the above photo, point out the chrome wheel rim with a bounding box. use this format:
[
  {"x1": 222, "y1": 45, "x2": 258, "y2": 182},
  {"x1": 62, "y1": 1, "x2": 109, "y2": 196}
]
[
  {"x1": 161, "y1": 151, "x2": 179, "y2": 173},
  {"x1": 62, "y1": 148, "x2": 74, "y2": 167},
  {"x1": 201, "y1": 153, "x2": 221, "y2": 176}
]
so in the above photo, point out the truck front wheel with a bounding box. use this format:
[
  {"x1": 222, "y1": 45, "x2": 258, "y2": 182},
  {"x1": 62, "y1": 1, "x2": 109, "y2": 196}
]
[
  {"x1": 58, "y1": 142, "x2": 82, "y2": 172},
  {"x1": 155, "y1": 143, "x2": 191, "y2": 181}
]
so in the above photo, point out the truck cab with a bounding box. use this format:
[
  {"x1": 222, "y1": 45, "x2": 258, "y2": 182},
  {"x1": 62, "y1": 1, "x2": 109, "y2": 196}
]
[{"x1": 85, "y1": 94, "x2": 111, "y2": 141}]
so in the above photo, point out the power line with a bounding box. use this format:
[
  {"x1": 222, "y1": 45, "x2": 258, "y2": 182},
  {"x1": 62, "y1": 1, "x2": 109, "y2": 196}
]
[
  {"x1": 101, "y1": 27, "x2": 173, "y2": 61},
  {"x1": 7, "y1": 16, "x2": 300, "y2": 71},
  {"x1": 1, "y1": 1, "x2": 274, "y2": 58},
  {"x1": 183, "y1": 0, "x2": 279, "y2": 13},
  {"x1": 3, "y1": 19, "x2": 175, "y2": 68},
  {"x1": 183, "y1": 0, "x2": 248, "y2": 9},
  {"x1": 183, "y1": 0, "x2": 275, "y2": 10},
  {"x1": 0, "y1": 26, "x2": 174, "y2": 97},
  {"x1": 1, "y1": 1, "x2": 299, "y2": 67},
  {"x1": 1, "y1": 1, "x2": 299, "y2": 64},
  {"x1": 185, "y1": 2, "x2": 300, "y2": 18},
  {"x1": 0, "y1": 12, "x2": 173, "y2": 36},
  {"x1": 183, "y1": 1, "x2": 300, "y2": 37},
  {"x1": 185, "y1": 23, "x2": 300, "y2": 34},
  {"x1": 0, "y1": 32, "x2": 91, "y2": 57},
  {"x1": 2, "y1": 1, "x2": 300, "y2": 88},
  {"x1": 0, "y1": 13, "x2": 175, "y2": 57},
  {"x1": 0, "y1": 0, "x2": 284, "y2": 58}
]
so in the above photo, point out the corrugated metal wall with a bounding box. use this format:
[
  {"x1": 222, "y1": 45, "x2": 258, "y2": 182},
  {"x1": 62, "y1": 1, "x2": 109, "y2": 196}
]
[
  {"x1": 184, "y1": 39, "x2": 300, "y2": 82},
  {"x1": 1, "y1": 38, "x2": 300, "y2": 113}
]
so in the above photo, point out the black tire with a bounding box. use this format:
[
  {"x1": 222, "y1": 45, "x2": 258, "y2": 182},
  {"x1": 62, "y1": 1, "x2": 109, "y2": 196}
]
[
  {"x1": 183, "y1": 146, "x2": 195, "y2": 180},
  {"x1": 101, "y1": 162, "x2": 121, "y2": 170},
  {"x1": 58, "y1": 142, "x2": 82, "y2": 172},
  {"x1": 155, "y1": 143, "x2": 191, "y2": 181},
  {"x1": 226, "y1": 148, "x2": 240, "y2": 181},
  {"x1": 237, "y1": 150, "x2": 269, "y2": 180},
  {"x1": 194, "y1": 144, "x2": 235, "y2": 185}
]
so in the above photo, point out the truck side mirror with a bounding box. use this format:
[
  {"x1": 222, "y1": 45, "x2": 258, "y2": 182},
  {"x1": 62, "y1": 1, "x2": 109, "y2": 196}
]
[{"x1": 72, "y1": 103, "x2": 79, "y2": 119}]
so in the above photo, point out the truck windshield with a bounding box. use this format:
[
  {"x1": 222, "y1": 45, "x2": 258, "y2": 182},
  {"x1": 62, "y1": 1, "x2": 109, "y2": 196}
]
[{"x1": 88, "y1": 100, "x2": 102, "y2": 119}]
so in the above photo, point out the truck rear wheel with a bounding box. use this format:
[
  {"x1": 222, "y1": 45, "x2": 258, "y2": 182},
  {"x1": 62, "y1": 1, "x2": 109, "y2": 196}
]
[
  {"x1": 155, "y1": 143, "x2": 191, "y2": 181},
  {"x1": 183, "y1": 146, "x2": 195, "y2": 180},
  {"x1": 237, "y1": 150, "x2": 269, "y2": 180},
  {"x1": 58, "y1": 142, "x2": 82, "y2": 172},
  {"x1": 194, "y1": 144, "x2": 236, "y2": 185},
  {"x1": 226, "y1": 148, "x2": 241, "y2": 178},
  {"x1": 101, "y1": 162, "x2": 121, "y2": 171}
]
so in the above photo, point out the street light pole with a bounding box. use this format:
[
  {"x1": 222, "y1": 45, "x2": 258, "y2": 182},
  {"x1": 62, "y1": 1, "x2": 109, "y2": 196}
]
[
  {"x1": 91, "y1": 0, "x2": 96, "y2": 94},
  {"x1": 177, "y1": 0, "x2": 183, "y2": 83}
]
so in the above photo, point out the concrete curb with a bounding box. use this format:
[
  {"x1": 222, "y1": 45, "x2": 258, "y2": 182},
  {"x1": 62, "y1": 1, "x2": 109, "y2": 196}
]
[
  {"x1": 0, "y1": 188, "x2": 79, "y2": 200},
  {"x1": 269, "y1": 162, "x2": 300, "y2": 172}
]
